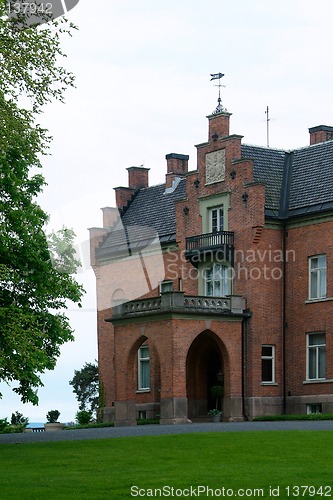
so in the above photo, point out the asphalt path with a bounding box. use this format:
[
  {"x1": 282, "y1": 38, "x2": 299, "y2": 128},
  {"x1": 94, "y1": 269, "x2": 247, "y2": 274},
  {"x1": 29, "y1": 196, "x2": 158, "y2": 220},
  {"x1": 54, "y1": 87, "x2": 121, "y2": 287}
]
[{"x1": 0, "y1": 420, "x2": 332, "y2": 445}]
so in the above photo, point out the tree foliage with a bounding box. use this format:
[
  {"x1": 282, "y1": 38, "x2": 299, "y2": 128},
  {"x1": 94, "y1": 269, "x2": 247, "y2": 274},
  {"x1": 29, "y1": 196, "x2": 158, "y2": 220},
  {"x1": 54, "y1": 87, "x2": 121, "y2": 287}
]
[
  {"x1": 70, "y1": 362, "x2": 99, "y2": 415},
  {"x1": 0, "y1": 1, "x2": 83, "y2": 403}
]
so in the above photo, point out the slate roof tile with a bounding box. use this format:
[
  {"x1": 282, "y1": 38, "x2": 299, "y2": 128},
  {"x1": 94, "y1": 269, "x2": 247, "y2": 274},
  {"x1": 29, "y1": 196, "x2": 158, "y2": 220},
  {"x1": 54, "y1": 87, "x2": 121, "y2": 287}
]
[
  {"x1": 289, "y1": 141, "x2": 333, "y2": 211},
  {"x1": 100, "y1": 180, "x2": 187, "y2": 251},
  {"x1": 241, "y1": 144, "x2": 286, "y2": 211}
]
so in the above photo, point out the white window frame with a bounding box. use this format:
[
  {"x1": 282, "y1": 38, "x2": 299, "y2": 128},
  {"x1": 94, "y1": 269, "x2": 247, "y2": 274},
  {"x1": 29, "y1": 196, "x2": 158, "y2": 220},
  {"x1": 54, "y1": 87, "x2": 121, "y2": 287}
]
[
  {"x1": 306, "y1": 333, "x2": 326, "y2": 381},
  {"x1": 309, "y1": 255, "x2": 326, "y2": 300},
  {"x1": 306, "y1": 403, "x2": 322, "y2": 415},
  {"x1": 138, "y1": 345, "x2": 150, "y2": 390},
  {"x1": 204, "y1": 263, "x2": 229, "y2": 297},
  {"x1": 261, "y1": 345, "x2": 275, "y2": 384},
  {"x1": 209, "y1": 206, "x2": 224, "y2": 233},
  {"x1": 160, "y1": 280, "x2": 173, "y2": 294}
]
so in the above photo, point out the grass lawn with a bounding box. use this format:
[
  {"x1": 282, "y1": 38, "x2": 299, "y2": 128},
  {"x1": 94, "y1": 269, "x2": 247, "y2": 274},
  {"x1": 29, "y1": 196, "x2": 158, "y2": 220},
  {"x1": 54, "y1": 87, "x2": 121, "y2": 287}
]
[{"x1": 0, "y1": 431, "x2": 332, "y2": 499}]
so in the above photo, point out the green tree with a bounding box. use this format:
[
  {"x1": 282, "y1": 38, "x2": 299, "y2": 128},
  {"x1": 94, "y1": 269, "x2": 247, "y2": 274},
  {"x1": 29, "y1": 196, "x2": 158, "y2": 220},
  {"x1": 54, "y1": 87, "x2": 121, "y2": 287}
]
[
  {"x1": 11, "y1": 411, "x2": 29, "y2": 427},
  {"x1": 70, "y1": 362, "x2": 99, "y2": 415},
  {"x1": 0, "y1": 2, "x2": 83, "y2": 404}
]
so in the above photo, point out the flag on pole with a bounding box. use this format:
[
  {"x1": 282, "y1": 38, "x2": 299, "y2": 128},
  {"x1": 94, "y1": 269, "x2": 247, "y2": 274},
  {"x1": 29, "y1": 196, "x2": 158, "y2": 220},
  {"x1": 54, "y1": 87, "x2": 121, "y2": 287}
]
[{"x1": 210, "y1": 73, "x2": 224, "y2": 81}]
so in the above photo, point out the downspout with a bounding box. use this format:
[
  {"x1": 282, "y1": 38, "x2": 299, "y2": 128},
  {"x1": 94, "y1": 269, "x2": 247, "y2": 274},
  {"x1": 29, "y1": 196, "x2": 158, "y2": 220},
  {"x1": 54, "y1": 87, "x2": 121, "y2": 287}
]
[
  {"x1": 279, "y1": 151, "x2": 294, "y2": 415},
  {"x1": 282, "y1": 220, "x2": 287, "y2": 414},
  {"x1": 241, "y1": 317, "x2": 248, "y2": 420}
]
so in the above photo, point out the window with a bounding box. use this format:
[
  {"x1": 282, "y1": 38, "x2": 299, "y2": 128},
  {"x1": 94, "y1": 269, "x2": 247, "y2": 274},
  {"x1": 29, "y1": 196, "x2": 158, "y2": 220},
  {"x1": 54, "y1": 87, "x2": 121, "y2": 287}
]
[
  {"x1": 209, "y1": 206, "x2": 224, "y2": 233},
  {"x1": 309, "y1": 255, "x2": 326, "y2": 299},
  {"x1": 160, "y1": 280, "x2": 173, "y2": 294},
  {"x1": 307, "y1": 333, "x2": 326, "y2": 380},
  {"x1": 261, "y1": 345, "x2": 275, "y2": 384},
  {"x1": 307, "y1": 403, "x2": 322, "y2": 414},
  {"x1": 204, "y1": 263, "x2": 228, "y2": 297},
  {"x1": 138, "y1": 346, "x2": 150, "y2": 390}
]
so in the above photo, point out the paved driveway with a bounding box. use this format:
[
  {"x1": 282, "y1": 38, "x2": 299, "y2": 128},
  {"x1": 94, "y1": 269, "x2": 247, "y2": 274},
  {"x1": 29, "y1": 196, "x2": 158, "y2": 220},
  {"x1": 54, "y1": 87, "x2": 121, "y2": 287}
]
[{"x1": 0, "y1": 420, "x2": 332, "y2": 445}]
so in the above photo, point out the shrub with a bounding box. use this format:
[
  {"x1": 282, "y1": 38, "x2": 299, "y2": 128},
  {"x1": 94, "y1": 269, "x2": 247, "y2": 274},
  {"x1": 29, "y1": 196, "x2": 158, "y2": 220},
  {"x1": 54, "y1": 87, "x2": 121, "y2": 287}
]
[
  {"x1": 0, "y1": 418, "x2": 9, "y2": 433},
  {"x1": 11, "y1": 412, "x2": 29, "y2": 427},
  {"x1": 46, "y1": 410, "x2": 60, "y2": 423},
  {"x1": 0, "y1": 418, "x2": 25, "y2": 434},
  {"x1": 136, "y1": 418, "x2": 159, "y2": 425},
  {"x1": 253, "y1": 413, "x2": 333, "y2": 422},
  {"x1": 76, "y1": 410, "x2": 93, "y2": 425}
]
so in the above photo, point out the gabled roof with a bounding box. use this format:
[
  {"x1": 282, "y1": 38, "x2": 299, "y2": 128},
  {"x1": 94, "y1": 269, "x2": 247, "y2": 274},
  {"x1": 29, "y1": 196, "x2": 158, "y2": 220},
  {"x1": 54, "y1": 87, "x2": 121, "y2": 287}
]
[
  {"x1": 289, "y1": 141, "x2": 333, "y2": 214},
  {"x1": 97, "y1": 138, "x2": 333, "y2": 257},
  {"x1": 241, "y1": 144, "x2": 286, "y2": 212},
  {"x1": 121, "y1": 181, "x2": 186, "y2": 239},
  {"x1": 97, "y1": 180, "x2": 187, "y2": 257},
  {"x1": 241, "y1": 140, "x2": 333, "y2": 219}
]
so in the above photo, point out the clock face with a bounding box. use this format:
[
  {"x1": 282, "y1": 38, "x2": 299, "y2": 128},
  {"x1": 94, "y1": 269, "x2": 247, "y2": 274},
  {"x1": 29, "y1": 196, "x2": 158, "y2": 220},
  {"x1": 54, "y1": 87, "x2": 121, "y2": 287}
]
[{"x1": 205, "y1": 150, "x2": 226, "y2": 184}]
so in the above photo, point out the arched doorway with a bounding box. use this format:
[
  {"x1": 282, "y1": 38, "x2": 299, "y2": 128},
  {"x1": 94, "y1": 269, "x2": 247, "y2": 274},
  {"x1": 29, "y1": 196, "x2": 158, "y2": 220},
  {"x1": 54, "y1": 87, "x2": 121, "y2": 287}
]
[{"x1": 186, "y1": 331, "x2": 224, "y2": 420}]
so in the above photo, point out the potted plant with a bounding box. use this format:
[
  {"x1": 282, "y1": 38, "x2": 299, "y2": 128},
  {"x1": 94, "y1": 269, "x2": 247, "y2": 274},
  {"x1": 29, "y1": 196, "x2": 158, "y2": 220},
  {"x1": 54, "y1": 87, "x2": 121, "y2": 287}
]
[
  {"x1": 208, "y1": 385, "x2": 224, "y2": 422},
  {"x1": 44, "y1": 410, "x2": 64, "y2": 432},
  {"x1": 208, "y1": 408, "x2": 222, "y2": 422}
]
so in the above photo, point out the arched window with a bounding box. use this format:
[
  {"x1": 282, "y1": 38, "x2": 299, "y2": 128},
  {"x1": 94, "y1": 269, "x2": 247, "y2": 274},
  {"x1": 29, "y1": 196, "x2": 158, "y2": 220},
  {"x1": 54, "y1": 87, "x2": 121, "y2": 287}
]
[
  {"x1": 138, "y1": 345, "x2": 150, "y2": 390},
  {"x1": 204, "y1": 263, "x2": 228, "y2": 297}
]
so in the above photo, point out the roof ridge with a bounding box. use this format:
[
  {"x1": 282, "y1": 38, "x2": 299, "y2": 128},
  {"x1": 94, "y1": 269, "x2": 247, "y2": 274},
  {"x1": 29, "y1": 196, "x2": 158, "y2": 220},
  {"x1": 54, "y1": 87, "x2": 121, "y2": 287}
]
[
  {"x1": 292, "y1": 139, "x2": 333, "y2": 153},
  {"x1": 242, "y1": 143, "x2": 287, "y2": 153}
]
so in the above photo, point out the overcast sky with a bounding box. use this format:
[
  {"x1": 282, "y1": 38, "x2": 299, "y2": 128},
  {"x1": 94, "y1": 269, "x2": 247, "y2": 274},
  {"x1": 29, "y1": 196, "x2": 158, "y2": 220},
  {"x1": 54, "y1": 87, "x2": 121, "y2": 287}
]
[{"x1": 1, "y1": 0, "x2": 333, "y2": 423}]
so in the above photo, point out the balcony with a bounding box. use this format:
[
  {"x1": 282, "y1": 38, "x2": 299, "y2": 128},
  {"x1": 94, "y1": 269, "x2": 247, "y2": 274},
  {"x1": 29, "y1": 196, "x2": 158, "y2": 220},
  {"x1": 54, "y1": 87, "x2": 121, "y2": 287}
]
[
  {"x1": 110, "y1": 292, "x2": 249, "y2": 322},
  {"x1": 185, "y1": 230, "x2": 234, "y2": 266}
]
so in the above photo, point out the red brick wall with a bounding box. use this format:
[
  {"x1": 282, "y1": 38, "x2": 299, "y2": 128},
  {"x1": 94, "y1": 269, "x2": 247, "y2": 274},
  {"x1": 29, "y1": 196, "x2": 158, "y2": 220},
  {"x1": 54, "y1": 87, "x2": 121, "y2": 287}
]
[
  {"x1": 97, "y1": 308, "x2": 114, "y2": 408},
  {"x1": 112, "y1": 317, "x2": 243, "y2": 404},
  {"x1": 285, "y1": 219, "x2": 333, "y2": 397}
]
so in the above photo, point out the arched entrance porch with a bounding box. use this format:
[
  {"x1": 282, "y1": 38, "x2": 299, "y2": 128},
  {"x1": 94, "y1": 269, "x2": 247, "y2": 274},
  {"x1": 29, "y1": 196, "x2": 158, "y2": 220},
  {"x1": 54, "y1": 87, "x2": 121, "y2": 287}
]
[{"x1": 186, "y1": 331, "x2": 226, "y2": 420}]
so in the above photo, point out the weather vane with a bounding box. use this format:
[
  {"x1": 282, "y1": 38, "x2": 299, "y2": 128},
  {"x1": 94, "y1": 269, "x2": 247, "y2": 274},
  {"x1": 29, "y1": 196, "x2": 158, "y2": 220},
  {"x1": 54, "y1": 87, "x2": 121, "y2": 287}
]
[{"x1": 210, "y1": 73, "x2": 226, "y2": 114}]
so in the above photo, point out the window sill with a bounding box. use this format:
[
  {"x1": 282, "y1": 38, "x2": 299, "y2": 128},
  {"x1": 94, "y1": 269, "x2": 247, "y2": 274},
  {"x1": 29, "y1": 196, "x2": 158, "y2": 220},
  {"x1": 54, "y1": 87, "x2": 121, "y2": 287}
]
[
  {"x1": 305, "y1": 297, "x2": 333, "y2": 304},
  {"x1": 136, "y1": 389, "x2": 151, "y2": 394},
  {"x1": 303, "y1": 379, "x2": 333, "y2": 385},
  {"x1": 261, "y1": 382, "x2": 278, "y2": 386}
]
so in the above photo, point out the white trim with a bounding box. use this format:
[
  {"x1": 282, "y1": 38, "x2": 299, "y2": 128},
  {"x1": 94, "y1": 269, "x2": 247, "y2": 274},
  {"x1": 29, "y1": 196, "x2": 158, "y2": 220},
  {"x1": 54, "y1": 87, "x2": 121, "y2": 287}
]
[
  {"x1": 208, "y1": 205, "x2": 224, "y2": 233},
  {"x1": 138, "y1": 345, "x2": 150, "y2": 390},
  {"x1": 261, "y1": 344, "x2": 275, "y2": 384},
  {"x1": 308, "y1": 255, "x2": 327, "y2": 300},
  {"x1": 306, "y1": 332, "x2": 326, "y2": 381}
]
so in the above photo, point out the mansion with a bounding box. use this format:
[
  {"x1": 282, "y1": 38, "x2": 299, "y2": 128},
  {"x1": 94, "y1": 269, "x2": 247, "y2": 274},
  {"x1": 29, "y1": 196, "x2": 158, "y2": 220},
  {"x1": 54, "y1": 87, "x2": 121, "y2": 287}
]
[{"x1": 89, "y1": 105, "x2": 333, "y2": 425}]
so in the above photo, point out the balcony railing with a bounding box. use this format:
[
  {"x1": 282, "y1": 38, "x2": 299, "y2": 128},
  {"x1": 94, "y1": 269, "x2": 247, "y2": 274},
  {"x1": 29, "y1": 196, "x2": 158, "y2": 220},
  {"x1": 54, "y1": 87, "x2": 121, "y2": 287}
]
[
  {"x1": 185, "y1": 230, "x2": 234, "y2": 266},
  {"x1": 111, "y1": 292, "x2": 248, "y2": 321}
]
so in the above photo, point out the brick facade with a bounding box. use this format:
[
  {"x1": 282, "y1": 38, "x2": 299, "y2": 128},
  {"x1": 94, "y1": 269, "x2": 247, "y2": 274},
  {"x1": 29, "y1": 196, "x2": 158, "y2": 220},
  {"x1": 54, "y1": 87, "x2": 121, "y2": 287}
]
[{"x1": 90, "y1": 108, "x2": 333, "y2": 424}]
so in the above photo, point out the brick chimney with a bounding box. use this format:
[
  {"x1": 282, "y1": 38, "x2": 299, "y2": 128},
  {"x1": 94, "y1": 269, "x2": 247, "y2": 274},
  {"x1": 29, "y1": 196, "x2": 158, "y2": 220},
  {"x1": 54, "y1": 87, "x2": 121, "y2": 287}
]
[
  {"x1": 127, "y1": 166, "x2": 149, "y2": 189},
  {"x1": 114, "y1": 166, "x2": 149, "y2": 210},
  {"x1": 309, "y1": 125, "x2": 333, "y2": 145},
  {"x1": 165, "y1": 153, "x2": 189, "y2": 188},
  {"x1": 101, "y1": 207, "x2": 120, "y2": 228},
  {"x1": 114, "y1": 186, "x2": 135, "y2": 210}
]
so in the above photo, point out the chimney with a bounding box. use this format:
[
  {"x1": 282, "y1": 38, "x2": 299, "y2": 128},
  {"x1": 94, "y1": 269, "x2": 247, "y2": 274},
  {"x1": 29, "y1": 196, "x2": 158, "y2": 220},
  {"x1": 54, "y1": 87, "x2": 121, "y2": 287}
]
[
  {"x1": 207, "y1": 111, "x2": 231, "y2": 143},
  {"x1": 309, "y1": 125, "x2": 333, "y2": 145},
  {"x1": 127, "y1": 166, "x2": 150, "y2": 189},
  {"x1": 101, "y1": 207, "x2": 120, "y2": 228},
  {"x1": 114, "y1": 166, "x2": 149, "y2": 211},
  {"x1": 165, "y1": 153, "x2": 189, "y2": 188},
  {"x1": 114, "y1": 186, "x2": 135, "y2": 210}
]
